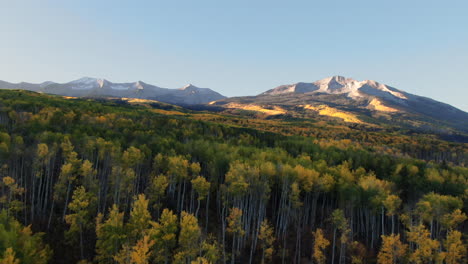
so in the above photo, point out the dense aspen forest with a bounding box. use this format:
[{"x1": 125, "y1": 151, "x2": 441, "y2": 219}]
[{"x1": 0, "y1": 90, "x2": 467, "y2": 264}]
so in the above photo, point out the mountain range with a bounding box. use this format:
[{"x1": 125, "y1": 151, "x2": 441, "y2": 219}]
[
  {"x1": 1, "y1": 76, "x2": 467, "y2": 133},
  {"x1": 211, "y1": 76, "x2": 468, "y2": 133},
  {"x1": 0, "y1": 77, "x2": 226, "y2": 105}
]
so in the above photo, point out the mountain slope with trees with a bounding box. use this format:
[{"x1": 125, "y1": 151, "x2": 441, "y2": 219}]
[
  {"x1": 0, "y1": 90, "x2": 466, "y2": 263},
  {"x1": 209, "y1": 76, "x2": 468, "y2": 134}
]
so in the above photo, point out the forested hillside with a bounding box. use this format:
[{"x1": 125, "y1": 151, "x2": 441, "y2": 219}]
[{"x1": 0, "y1": 90, "x2": 466, "y2": 264}]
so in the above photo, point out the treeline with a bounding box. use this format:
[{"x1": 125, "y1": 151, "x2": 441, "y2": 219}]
[{"x1": 0, "y1": 90, "x2": 466, "y2": 264}]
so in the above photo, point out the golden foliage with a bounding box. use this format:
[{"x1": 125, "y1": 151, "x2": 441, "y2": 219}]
[
  {"x1": 0, "y1": 248, "x2": 20, "y2": 264},
  {"x1": 312, "y1": 228, "x2": 330, "y2": 264},
  {"x1": 377, "y1": 234, "x2": 407, "y2": 264}
]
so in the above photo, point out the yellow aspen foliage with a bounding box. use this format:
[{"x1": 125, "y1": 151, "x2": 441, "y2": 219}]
[
  {"x1": 444, "y1": 230, "x2": 466, "y2": 264},
  {"x1": 441, "y1": 209, "x2": 467, "y2": 230},
  {"x1": 95, "y1": 205, "x2": 126, "y2": 263},
  {"x1": 191, "y1": 176, "x2": 211, "y2": 201},
  {"x1": 377, "y1": 234, "x2": 407, "y2": 264},
  {"x1": 148, "y1": 174, "x2": 169, "y2": 208},
  {"x1": 317, "y1": 173, "x2": 335, "y2": 192},
  {"x1": 36, "y1": 143, "x2": 49, "y2": 160},
  {"x1": 383, "y1": 195, "x2": 401, "y2": 217},
  {"x1": 200, "y1": 237, "x2": 220, "y2": 264},
  {"x1": 148, "y1": 208, "x2": 178, "y2": 263},
  {"x1": 189, "y1": 162, "x2": 201, "y2": 177},
  {"x1": 190, "y1": 257, "x2": 210, "y2": 264},
  {"x1": 130, "y1": 236, "x2": 154, "y2": 264},
  {"x1": 176, "y1": 211, "x2": 201, "y2": 262},
  {"x1": 226, "y1": 207, "x2": 244, "y2": 236},
  {"x1": 225, "y1": 163, "x2": 251, "y2": 198},
  {"x1": 289, "y1": 182, "x2": 303, "y2": 209},
  {"x1": 127, "y1": 194, "x2": 151, "y2": 240},
  {"x1": 350, "y1": 241, "x2": 367, "y2": 264},
  {"x1": 1, "y1": 176, "x2": 24, "y2": 214},
  {"x1": 294, "y1": 165, "x2": 319, "y2": 192},
  {"x1": 167, "y1": 156, "x2": 189, "y2": 181},
  {"x1": 113, "y1": 244, "x2": 131, "y2": 264},
  {"x1": 0, "y1": 248, "x2": 20, "y2": 264},
  {"x1": 65, "y1": 186, "x2": 92, "y2": 241},
  {"x1": 406, "y1": 224, "x2": 441, "y2": 264},
  {"x1": 312, "y1": 228, "x2": 330, "y2": 264},
  {"x1": 258, "y1": 219, "x2": 275, "y2": 263},
  {"x1": 122, "y1": 146, "x2": 143, "y2": 168}
]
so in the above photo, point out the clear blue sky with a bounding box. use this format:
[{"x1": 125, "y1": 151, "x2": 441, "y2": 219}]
[{"x1": 1, "y1": 0, "x2": 467, "y2": 111}]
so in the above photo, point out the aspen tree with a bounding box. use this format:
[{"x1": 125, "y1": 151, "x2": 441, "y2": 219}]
[
  {"x1": 0, "y1": 248, "x2": 19, "y2": 264},
  {"x1": 130, "y1": 235, "x2": 154, "y2": 264},
  {"x1": 330, "y1": 209, "x2": 347, "y2": 264},
  {"x1": 258, "y1": 219, "x2": 275, "y2": 264},
  {"x1": 191, "y1": 176, "x2": 210, "y2": 218},
  {"x1": 406, "y1": 224, "x2": 441, "y2": 264},
  {"x1": 113, "y1": 244, "x2": 132, "y2": 264},
  {"x1": 65, "y1": 186, "x2": 93, "y2": 260},
  {"x1": 377, "y1": 234, "x2": 407, "y2": 264},
  {"x1": 383, "y1": 195, "x2": 401, "y2": 234},
  {"x1": 312, "y1": 228, "x2": 330, "y2": 264},
  {"x1": 95, "y1": 205, "x2": 126, "y2": 264},
  {"x1": 148, "y1": 208, "x2": 178, "y2": 264},
  {"x1": 127, "y1": 194, "x2": 151, "y2": 242},
  {"x1": 0, "y1": 176, "x2": 24, "y2": 215},
  {"x1": 227, "y1": 207, "x2": 244, "y2": 264},
  {"x1": 177, "y1": 211, "x2": 201, "y2": 263},
  {"x1": 444, "y1": 230, "x2": 466, "y2": 264},
  {"x1": 147, "y1": 174, "x2": 168, "y2": 214}
]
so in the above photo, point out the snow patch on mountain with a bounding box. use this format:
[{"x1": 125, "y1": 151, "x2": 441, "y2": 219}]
[{"x1": 263, "y1": 76, "x2": 409, "y2": 101}]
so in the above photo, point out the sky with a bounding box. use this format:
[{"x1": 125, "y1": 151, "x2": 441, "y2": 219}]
[{"x1": 1, "y1": 0, "x2": 467, "y2": 111}]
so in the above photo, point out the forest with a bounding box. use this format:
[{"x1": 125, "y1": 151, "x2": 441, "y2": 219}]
[{"x1": 0, "y1": 90, "x2": 466, "y2": 264}]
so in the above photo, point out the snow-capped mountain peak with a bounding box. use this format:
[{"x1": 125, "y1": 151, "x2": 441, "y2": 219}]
[
  {"x1": 97, "y1": 79, "x2": 107, "y2": 88},
  {"x1": 69, "y1": 77, "x2": 98, "y2": 84},
  {"x1": 181, "y1": 84, "x2": 197, "y2": 90},
  {"x1": 0, "y1": 77, "x2": 226, "y2": 105},
  {"x1": 262, "y1": 76, "x2": 408, "y2": 101},
  {"x1": 134, "y1": 81, "x2": 145, "y2": 90},
  {"x1": 68, "y1": 77, "x2": 101, "y2": 90}
]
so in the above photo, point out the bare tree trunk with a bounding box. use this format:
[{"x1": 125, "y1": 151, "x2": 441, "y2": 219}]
[
  {"x1": 62, "y1": 180, "x2": 72, "y2": 221},
  {"x1": 332, "y1": 228, "x2": 337, "y2": 264}
]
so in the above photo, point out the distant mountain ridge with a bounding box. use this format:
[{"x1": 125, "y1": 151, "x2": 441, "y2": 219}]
[
  {"x1": 0, "y1": 77, "x2": 226, "y2": 105},
  {"x1": 210, "y1": 76, "x2": 468, "y2": 133},
  {"x1": 2, "y1": 75, "x2": 467, "y2": 133}
]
